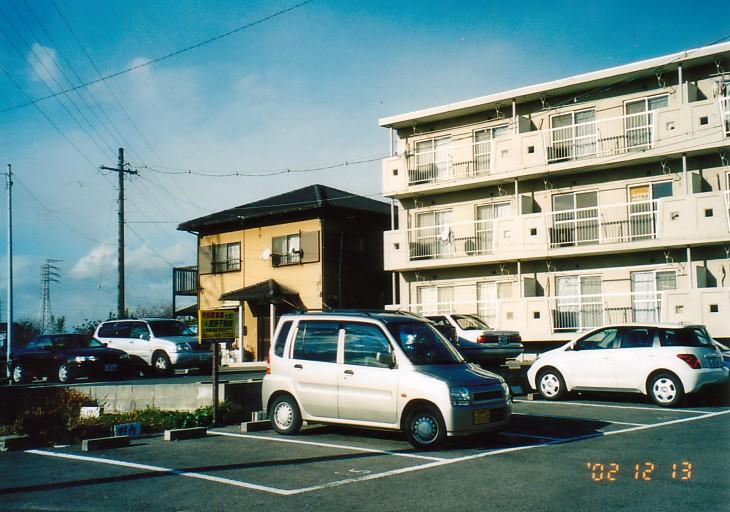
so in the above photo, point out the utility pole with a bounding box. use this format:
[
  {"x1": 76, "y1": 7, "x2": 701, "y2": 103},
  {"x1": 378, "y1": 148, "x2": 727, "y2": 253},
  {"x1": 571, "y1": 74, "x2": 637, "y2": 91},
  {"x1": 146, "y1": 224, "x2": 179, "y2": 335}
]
[
  {"x1": 101, "y1": 148, "x2": 137, "y2": 319},
  {"x1": 4, "y1": 164, "x2": 12, "y2": 380}
]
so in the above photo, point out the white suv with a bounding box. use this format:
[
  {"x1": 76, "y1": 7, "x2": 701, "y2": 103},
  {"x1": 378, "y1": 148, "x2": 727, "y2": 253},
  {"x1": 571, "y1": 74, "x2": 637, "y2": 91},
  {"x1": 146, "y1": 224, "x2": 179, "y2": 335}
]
[
  {"x1": 527, "y1": 324, "x2": 729, "y2": 407},
  {"x1": 94, "y1": 319, "x2": 212, "y2": 376},
  {"x1": 261, "y1": 311, "x2": 512, "y2": 449}
]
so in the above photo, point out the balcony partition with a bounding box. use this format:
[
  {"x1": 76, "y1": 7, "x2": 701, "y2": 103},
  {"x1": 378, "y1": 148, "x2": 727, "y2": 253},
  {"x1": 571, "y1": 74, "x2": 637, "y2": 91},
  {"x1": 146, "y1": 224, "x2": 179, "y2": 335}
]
[
  {"x1": 550, "y1": 290, "x2": 666, "y2": 332},
  {"x1": 721, "y1": 96, "x2": 730, "y2": 136}
]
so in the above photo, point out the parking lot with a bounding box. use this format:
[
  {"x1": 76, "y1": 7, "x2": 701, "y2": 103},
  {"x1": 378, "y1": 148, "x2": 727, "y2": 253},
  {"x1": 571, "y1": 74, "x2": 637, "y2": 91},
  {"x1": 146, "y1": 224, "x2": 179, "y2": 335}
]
[{"x1": 2, "y1": 394, "x2": 728, "y2": 511}]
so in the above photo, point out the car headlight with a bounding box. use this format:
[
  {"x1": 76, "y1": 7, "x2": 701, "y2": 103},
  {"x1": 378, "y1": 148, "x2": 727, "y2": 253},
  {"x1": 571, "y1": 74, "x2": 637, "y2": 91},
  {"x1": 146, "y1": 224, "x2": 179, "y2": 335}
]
[
  {"x1": 119, "y1": 353, "x2": 130, "y2": 360},
  {"x1": 500, "y1": 380, "x2": 511, "y2": 400},
  {"x1": 174, "y1": 343, "x2": 192, "y2": 352},
  {"x1": 74, "y1": 355, "x2": 97, "y2": 363},
  {"x1": 450, "y1": 386, "x2": 471, "y2": 406}
]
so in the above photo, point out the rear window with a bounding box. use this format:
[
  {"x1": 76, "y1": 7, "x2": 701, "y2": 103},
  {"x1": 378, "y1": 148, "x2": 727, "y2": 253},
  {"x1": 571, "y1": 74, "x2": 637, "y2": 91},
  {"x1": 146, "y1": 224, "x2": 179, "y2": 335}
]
[
  {"x1": 386, "y1": 321, "x2": 462, "y2": 365},
  {"x1": 291, "y1": 321, "x2": 339, "y2": 363},
  {"x1": 273, "y1": 321, "x2": 293, "y2": 358},
  {"x1": 148, "y1": 320, "x2": 193, "y2": 337},
  {"x1": 659, "y1": 328, "x2": 714, "y2": 348}
]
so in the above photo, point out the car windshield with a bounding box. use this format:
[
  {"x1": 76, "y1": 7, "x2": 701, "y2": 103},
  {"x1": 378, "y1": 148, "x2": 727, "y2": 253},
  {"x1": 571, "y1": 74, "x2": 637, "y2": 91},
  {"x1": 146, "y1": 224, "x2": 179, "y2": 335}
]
[
  {"x1": 659, "y1": 327, "x2": 715, "y2": 348},
  {"x1": 386, "y1": 321, "x2": 463, "y2": 365},
  {"x1": 148, "y1": 321, "x2": 194, "y2": 337},
  {"x1": 452, "y1": 314, "x2": 490, "y2": 330},
  {"x1": 52, "y1": 335, "x2": 102, "y2": 349}
]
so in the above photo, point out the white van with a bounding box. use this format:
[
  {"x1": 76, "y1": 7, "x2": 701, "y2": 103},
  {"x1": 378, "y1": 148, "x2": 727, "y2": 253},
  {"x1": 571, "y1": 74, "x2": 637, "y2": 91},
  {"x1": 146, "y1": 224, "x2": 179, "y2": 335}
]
[
  {"x1": 261, "y1": 311, "x2": 512, "y2": 449},
  {"x1": 94, "y1": 318, "x2": 212, "y2": 376}
]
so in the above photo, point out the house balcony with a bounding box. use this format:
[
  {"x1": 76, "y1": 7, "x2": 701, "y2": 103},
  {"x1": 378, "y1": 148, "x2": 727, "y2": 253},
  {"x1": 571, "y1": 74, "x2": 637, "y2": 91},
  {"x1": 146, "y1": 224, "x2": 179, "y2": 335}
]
[
  {"x1": 384, "y1": 191, "x2": 730, "y2": 271},
  {"x1": 383, "y1": 97, "x2": 729, "y2": 199}
]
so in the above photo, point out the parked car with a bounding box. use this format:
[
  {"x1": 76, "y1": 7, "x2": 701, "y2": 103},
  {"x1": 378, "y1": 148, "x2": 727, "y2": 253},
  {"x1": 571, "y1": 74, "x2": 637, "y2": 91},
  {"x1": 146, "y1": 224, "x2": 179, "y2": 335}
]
[
  {"x1": 262, "y1": 311, "x2": 512, "y2": 449},
  {"x1": 10, "y1": 333, "x2": 131, "y2": 384},
  {"x1": 426, "y1": 314, "x2": 523, "y2": 365},
  {"x1": 526, "y1": 324, "x2": 729, "y2": 407},
  {"x1": 94, "y1": 319, "x2": 212, "y2": 377}
]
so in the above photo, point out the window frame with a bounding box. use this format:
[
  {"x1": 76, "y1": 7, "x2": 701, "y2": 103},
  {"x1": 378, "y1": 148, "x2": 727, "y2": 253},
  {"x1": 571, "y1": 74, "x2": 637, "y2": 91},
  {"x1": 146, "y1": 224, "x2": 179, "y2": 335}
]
[
  {"x1": 342, "y1": 321, "x2": 396, "y2": 368},
  {"x1": 272, "y1": 233, "x2": 302, "y2": 267},
  {"x1": 211, "y1": 242, "x2": 241, "y2": 274}
]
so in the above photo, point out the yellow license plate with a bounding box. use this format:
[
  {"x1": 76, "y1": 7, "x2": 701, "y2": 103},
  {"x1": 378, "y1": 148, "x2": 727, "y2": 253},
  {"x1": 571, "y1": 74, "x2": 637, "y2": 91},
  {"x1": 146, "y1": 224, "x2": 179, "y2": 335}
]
[{"x1": 473, "y1": 409, "x2": 491, "y2": 425}]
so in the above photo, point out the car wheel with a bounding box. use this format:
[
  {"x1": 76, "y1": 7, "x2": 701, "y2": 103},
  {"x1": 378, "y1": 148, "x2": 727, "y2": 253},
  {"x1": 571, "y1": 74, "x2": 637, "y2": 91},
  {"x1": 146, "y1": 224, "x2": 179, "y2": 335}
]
[
  {"x1": 11, "y1": 363, "x2": 28, "y2": 384},
  {"x1": 648, "y1": 373, "x2": 684, "y2": 407},
  {"x1": 269, "y1": 395, "x2": 302, "y2": 435},
  {"x1": 403, "y1": 405, "x2": 446, "y2": 450},
  {"x1": 537, "y1": 368, "x2": 567, "y2": 401},
  {"x1": 152, "y1": 352, "x2": 173, "y2": 377},
  {"x1": 57, "y1": 363, "x2": 74, "y2": 384}
]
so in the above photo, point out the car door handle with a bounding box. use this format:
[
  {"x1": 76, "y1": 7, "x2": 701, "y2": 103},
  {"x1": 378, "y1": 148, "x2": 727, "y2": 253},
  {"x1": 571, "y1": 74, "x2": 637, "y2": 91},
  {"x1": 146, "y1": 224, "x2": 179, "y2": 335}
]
[
  {"x1": 294, "y1": 364, "x2": 303, "y2": 369},
  {"x1": 344, "y1": 369, "x2": 354, "y2": 375}
]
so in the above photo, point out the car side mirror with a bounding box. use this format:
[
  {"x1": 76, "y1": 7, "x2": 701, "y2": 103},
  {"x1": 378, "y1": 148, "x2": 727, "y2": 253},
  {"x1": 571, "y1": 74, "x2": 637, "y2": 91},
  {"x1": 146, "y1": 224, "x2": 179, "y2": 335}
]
[
  {"x1": 376, "y1": 351, "x2": 396, "y2": 369},
  {"x1": 139, "y1": 333, "x2": 150, "y2": 340}
]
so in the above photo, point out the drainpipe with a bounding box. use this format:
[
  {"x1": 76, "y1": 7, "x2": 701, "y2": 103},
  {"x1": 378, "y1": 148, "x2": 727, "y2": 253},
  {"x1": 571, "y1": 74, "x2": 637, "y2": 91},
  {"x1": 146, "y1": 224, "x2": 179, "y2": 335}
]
[
  {"x1": 687, "y1": 246, "x2": 693, "y2": 289},
  {"x1": 514, "y1": 178, "x2": 520, "y2": 215},
  {"x1": 238, "y1": 303, "x2": 244, "y2": 363},
  {"x1": 682, "y1": 153, "x2": 689, "y2": 194},
  {"x1": 677, "y1": 64, "x2": 684, "y2": 104},
  {"x1": 389, "y1": 127, "x2": 394, "y2": 156},
  {"x1": 270, "y1": 303, "x2": 276, "y2": 349},
  {"x1": 517, "y1": 260, "x2": 522, "y2": 298}
]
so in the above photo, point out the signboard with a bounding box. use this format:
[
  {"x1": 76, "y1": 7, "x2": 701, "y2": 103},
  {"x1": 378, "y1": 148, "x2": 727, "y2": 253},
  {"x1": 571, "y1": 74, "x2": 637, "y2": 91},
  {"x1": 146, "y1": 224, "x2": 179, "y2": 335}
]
[
  {"x1": 198, "y1": 309, "x2": 236, "y2": 343},
  {"x1": 113, "y1": 422, "x2": 142, "y2": 438}
]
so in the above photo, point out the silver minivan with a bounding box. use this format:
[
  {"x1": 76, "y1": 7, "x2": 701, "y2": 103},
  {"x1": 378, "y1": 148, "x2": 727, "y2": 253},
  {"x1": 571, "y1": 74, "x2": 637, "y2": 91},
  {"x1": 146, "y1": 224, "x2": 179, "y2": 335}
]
[
  {"x1": 261, "y1": 311, "x2": 512, "y2": 449},
  {"x1": 94, "y1": 318, "x2": 212, "y2": 376}
]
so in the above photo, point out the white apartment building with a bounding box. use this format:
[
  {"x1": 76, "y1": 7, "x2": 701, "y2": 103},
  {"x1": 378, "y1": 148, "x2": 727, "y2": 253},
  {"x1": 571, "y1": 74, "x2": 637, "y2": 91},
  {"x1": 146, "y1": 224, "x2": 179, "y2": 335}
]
[{"x1": 381, "y1": 42, "x2": 730, "y2": 343}]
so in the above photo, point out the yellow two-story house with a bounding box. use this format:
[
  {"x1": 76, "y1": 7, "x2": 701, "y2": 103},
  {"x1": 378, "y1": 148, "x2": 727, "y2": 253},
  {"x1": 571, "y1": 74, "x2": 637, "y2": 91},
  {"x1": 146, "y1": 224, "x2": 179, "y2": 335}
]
[
  {"x1": 178, "y1": 184, "x2": 392, "y2": 361},
  {"x1": 381, "y1": 42, "x2": 730, "y2": 343}
]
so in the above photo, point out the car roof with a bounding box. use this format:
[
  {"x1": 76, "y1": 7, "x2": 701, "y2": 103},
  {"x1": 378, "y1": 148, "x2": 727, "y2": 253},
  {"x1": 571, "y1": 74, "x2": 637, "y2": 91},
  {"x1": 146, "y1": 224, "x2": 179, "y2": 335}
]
[
  {"x1": 102, "y1": 318, "x2": 180, "y2": 323},
  {"x1": 280, "y1": 310, "x2": 430, "y2": 324},
  {"x1": 586, "y1": 323, "x2": 706, "y2": 330}
]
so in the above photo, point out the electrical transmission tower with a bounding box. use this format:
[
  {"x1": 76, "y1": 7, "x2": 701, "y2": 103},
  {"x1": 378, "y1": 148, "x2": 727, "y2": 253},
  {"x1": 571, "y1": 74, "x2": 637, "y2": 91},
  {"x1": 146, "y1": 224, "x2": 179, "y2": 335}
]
[{"x1": 39, "y1": 259, "x2": 62, "y2": 333}]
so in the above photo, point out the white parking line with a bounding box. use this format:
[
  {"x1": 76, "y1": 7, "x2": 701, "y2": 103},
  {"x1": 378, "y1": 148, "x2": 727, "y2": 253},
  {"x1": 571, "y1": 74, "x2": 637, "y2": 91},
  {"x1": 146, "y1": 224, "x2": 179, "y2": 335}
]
[
  {"x1": 513, "y1": 399, "x2": 716, "y2": 414},
  {"x1": 207, "y1": 430, "x2": 447, "y2": 462},
  {"x1": 512, "y1": 411, "x2": 648, "y2": 427},
  {"x1": 500, "y1": 432, "x2": 562, "y2": 441},
  {"x1": 23, "y1": 408, "x2": 730, "y2": 496},
  {"x1": 23, "y1": 449, "x2": 295, "y2": 496}
]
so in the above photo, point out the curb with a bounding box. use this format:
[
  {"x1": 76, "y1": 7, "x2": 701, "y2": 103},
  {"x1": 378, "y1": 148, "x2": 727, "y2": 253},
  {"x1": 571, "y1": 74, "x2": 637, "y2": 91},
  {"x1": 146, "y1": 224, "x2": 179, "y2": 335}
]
[
  {"x1": 164, "y1": 427, "x2": 208, "y2": 441},
  {"x1": 0, "y1": 434, "x2": 32, "y2": 452},
  {"x1": 81, "y1": 435, "x2": 130, "y2": 452},
  {"x1": 240, "y1": 420, "x2": 272, "y2": 433}
]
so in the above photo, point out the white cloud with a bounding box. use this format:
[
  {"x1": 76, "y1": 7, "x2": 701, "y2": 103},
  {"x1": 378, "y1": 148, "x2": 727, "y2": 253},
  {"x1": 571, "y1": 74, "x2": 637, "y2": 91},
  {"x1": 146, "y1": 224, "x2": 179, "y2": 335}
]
[
  {"x1": 28, "y1": 43, "x2": 60, "y2": 85},
  {"x1": 69, "y1": 245, "x2": 115, "y2": 279}
]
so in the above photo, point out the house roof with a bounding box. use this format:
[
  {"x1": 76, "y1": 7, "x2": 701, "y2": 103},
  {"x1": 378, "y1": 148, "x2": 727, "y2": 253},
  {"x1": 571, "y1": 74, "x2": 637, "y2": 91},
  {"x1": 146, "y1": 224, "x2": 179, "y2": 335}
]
[
  {"x1": 379, "y1": 41, "x2": 730, "y2": 129},
  {"x1": 178, "y1": 184, "x2": 391, "y2": 233}
]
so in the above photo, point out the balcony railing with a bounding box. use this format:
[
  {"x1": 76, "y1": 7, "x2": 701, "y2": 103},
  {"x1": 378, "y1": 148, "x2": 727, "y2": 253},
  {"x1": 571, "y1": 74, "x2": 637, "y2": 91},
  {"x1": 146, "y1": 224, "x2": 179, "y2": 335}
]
[
  {"x1": 544, "y1": 111, "x2": 659, "y2": 164},
  {"x1": 173, "y1": 266, "x2": 198, "y2": 295},
  {"x1": 550, "y1": 291, "x2": 666, "y2": 332},
  {"x1": 406, "y1": 138, "x2": 494, "y2": 186},
  {"x1": 549, "y1": 199, "x2": 659, "y2": 248},
  {"x1": 408, "y1": 218, "x2": 499, "y2": 260}
]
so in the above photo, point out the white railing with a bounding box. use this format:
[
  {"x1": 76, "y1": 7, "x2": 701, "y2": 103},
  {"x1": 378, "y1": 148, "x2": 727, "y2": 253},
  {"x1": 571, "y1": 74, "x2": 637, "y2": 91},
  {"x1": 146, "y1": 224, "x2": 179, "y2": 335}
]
[
  {"x1": 388, "y1": 299, "x2": 502, "y2": 327},
  {"x1": 721, "y1": 97, "x2": 730, "y2": 137},
  {"x1": 543, "y1": 111, "x2": 659, "y2": 164},
  {"x1": 725, "y1": 190, "x2": 730, "y2": 231},
  {"x1": 549, "y1": 199, "x2": 659, "y2": 248},
  {"x1": 406, "y1": 138, "x2": 494, "y2": 186},
  {"x1": 408, "y1": 218, "x2": 499, "y2": 260},
  {"x1": 550, "y1": 291, "x2": 666, "y2": 332}
]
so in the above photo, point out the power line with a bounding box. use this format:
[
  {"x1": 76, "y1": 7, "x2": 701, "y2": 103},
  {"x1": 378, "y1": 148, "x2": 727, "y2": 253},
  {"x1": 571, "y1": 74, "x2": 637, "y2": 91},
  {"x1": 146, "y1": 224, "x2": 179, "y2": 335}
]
[{"x1": 0, "y1": 0, "x2": 314, "y2": 114}]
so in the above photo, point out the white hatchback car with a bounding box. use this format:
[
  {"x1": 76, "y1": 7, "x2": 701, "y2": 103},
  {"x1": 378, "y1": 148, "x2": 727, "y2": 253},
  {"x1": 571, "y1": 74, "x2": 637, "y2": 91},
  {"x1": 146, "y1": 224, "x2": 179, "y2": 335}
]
[{"x1": 527, "y1": 324, "x2": 728, "y2": 407}]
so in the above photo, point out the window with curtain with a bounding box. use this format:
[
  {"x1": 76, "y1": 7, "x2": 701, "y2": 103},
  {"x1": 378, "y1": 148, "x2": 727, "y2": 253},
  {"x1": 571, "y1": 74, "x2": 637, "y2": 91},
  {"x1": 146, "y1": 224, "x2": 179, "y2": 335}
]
[
  {"x1": 413, "y1": 136, "x2": 451, "y2": 184},
  {"x1": 625, "y1": 95, "x2": 668, "y2": 149},
  {"x1": 417, "y1": 286, "x2": 454, "y2": 316},
  {"x1": 549, "y1": 109, "x2": 596, "y2": 161},
  {"x1": 631, "y1": 270, "x2": 676, "y2": 323},
  {"x1": 555, "y1": 275, "x2": 602, "y2": 331},
  {"x1": 551, "y1": 191, "x2": 599, "y2": 247},
  {"x1": 475, "y1": 202, "x2": 511, "y2": 254},
  {"x1": 211, "y1": 242, "x2": 241, "y2": 273}
]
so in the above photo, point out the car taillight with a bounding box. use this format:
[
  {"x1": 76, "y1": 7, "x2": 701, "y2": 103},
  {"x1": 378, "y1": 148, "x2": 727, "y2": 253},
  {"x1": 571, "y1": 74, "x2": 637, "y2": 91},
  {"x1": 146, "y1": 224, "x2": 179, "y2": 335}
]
[
  {"x1": 476, "y1": 335, "x2": 487, "y2": 344},
  {"x1": 265, "y1": 353, "x2": 271, "y2": 374},
  {"x1": 677, "y1": 354, "x2": 701, "y2": 369}
]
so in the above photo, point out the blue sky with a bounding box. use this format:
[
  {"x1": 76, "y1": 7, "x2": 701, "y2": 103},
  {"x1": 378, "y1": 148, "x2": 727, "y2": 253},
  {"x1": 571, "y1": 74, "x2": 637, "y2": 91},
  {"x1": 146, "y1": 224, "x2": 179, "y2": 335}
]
[{"x1": 0, "y1": 0, "x2": 727, "y2": 327}]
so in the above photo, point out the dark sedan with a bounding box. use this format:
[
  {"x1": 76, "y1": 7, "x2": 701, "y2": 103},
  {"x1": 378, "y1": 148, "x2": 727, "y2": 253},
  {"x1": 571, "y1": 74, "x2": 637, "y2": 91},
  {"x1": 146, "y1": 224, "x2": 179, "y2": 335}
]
[{"x1": 10, "y1": 334, "x2": 132, "y2": 384}]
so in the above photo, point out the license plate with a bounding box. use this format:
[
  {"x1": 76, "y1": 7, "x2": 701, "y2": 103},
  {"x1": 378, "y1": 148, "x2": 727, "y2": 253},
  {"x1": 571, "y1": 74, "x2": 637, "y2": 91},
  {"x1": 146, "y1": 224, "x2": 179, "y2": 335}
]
[
  {"x1": 706, "y1": 356, "x2": 722, "y2": 368},
  {"x1": 199, "y1": 353, "x2": 211, "y2": 360},
  {"x1": 473, "y1": 409, "x2": 491, "y2": 425},
  {"x1": 104, "y1": 363, "x2": 118, "y2": 372}
]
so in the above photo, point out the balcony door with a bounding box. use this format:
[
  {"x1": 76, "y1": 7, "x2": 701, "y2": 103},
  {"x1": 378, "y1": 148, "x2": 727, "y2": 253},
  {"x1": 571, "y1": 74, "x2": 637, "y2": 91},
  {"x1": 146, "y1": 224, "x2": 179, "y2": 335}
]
[
  {"x1": 631, "y1": 270, "x2": 676, "y2": 322},
  {"x1": 413, "y1": 210, "x2": 452, "y2": 260},
  {"x1": 413, "y1": 136, "x2": 450, "y2": 184},
  {"x1": 624, "y1": 95, "x2": 668, "y2": 150},
  {"x1": 477, "y1": 281, "x2": 512, "y2": 327},
  {"x1": 555, "y1": 275, "x2": 603, "y2": 331},
  {"x1": 549, "y1": 109, "x2": 596, "y2": 162},
  {"x1": 628, "y1": 181, "x2": 672, "y2": 240},
  {"x1": 475, "y1": 202, "x2": 511, "y2": 254},
  {"x1": 551, "y1": 191, "x2": 599, "y2": 247},
  {"x1": 473, "y1": 124, "x2": 509, "y2": 175},
  {"x1": 418, "y1": 286, "x2": 454, "y2": 316}
]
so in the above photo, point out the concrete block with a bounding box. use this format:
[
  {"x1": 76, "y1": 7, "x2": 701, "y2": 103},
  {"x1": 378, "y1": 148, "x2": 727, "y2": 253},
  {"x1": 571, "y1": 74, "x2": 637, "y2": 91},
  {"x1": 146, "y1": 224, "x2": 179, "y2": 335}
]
[
  {"x1": 0, "y1": 434, "x2": 31, "y2": 452},
  {"x1": 240, "y1": 420, "x2": 272, "y2": 433},
  {"x1": 81, "y1": 435, "x2": 130, "y2": 452},
  {"x1": 524, "y1": 392, "x2": 541, "y2": 401},
  {"x1": 164, "y1": 427, "x2": 208, "y2": 441}
]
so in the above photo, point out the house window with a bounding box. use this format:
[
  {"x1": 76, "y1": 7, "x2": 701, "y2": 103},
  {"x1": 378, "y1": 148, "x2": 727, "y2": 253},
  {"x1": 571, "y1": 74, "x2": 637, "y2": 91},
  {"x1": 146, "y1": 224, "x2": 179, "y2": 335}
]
[
  {"x1": 473, "y1": 124, "x2": 509, "y2": 174},
  {"x1": 477, "y1": 281, "x2": 512, "y2": 327},
  {"x1": 554, "y1": 275, "x2": 603, "y2": 331},
  {"x1": 475, "y1": 202, "x2": 511, "y2": 254},
  {"x1": 550, "y1": 190, "x2": 599, "y2": 247},
  {"x1": 212, "y1": 242, "x2": 240, "y2": 273},
  {"x1": 631, "y1": 270, "x2": 676, "y2": 323},
  {"x1": 625, "y1": 94, "x2": 668, "y2": 150},
  {"x1": 412, "y1": 210, "x2": 452, "y2": 260},
  {"x1": 628, "y1": 181, "x2": 672, "y2": 240},
  {"x1": 549, "y1": 109, "x2": 596, "y2": 162},
  {"x1": 272, "y1": 234, "x2": 301, "y2": 266},
  {"x1": 417, "y1": 285, "x2": 454, "y2": 316},
  {"x1": 411, "y1": 136, "x2": 451, "y2": 184}
]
